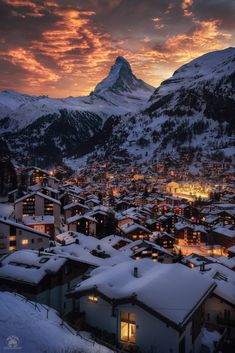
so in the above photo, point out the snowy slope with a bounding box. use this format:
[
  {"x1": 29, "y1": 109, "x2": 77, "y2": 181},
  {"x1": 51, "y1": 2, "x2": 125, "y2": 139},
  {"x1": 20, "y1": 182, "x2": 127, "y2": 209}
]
[
  {"x1": 1, "y1": 48, "x2": 235, "y2": 168},
  {"x1": 0, "y1": 291, "x2": 114, "y2": 353},
  {"x1": 84, "y1": 47, "x2": 235, "y2": 167},
  {"x1": 0, "y1": 57, "x2": 154, "y2": 132}
]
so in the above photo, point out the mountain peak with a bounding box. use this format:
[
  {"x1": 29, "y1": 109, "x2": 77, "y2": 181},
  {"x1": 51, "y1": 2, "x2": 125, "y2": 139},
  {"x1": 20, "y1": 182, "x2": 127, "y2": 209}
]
[
  {"x1": 93, "y1": 56, "x2": 154, "y2": 95},
  {"x1": 114, "y1": 56, "x2": 131, "y2": 67}
]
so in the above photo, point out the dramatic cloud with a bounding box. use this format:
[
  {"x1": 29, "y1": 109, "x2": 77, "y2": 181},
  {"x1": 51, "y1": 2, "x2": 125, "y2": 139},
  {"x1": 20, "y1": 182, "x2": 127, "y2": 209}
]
[
  {"x1": 181, "y1": 0, "x2": 194, "y2": 17},
  {"x1": 0, "y1": 0, "x2": 234, "y2": 97}
]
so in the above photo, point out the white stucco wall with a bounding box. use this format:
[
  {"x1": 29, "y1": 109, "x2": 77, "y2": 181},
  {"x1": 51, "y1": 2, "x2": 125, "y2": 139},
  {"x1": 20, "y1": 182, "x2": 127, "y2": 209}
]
[{"x1": 79, "y1": 295, "x2": 203, "y2": 353}]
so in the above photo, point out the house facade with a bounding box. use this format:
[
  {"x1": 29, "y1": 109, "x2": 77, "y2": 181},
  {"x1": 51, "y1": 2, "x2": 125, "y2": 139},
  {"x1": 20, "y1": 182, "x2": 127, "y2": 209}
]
[{"x1": 68, "y1": 260, "x2": 216, "y2": 353}]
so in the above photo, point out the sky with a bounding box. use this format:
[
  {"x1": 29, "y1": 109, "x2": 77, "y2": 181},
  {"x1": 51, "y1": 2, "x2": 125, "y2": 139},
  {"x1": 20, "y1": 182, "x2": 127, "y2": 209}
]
[{"x1": 0, "y1": 0, "x2": 234, "y2": 97}]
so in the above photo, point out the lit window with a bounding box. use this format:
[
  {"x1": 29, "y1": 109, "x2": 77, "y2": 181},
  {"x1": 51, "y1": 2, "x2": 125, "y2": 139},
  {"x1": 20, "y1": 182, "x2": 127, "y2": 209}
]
[
  {"x1": 9, "y1": 236, "x2": 16, "y2": 241},
  {"x1": 88, "y1": 295, "x2": 98, "y2": 303},
  {"x1": 120, "y1": 312, "x2": 136, "y2": 343},
  {"x1": 22, "y1": 239, "x2": 29, "y2": 245}
]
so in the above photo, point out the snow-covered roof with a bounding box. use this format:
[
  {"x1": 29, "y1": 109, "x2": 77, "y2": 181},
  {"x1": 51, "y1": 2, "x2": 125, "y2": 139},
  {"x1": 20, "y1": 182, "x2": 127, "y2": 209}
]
[
  {"x1": 15, "y1": 191, "x2": 61, "y2": 205},
  {"x1": 194, "y1": 262, "x2": 235, "y2": 306},
  {"x1": 73, "y1": 259, "x2": 215, "y2": 327},
  {"x1": 63, "y1": 202, "x2": 89, "y2": 211},
  {"x1": 0, "y1": 250, "x2": 67, "y2": 284},
  {"x1": 0, "y1": 203, "x2": 14, "y2": 218},
  {"x1": 120, "y1": 222, "x2": 151, "y2": 235},
  {"x1": 213, "y1": 226, "x2": 235, "y2": 238},
  {"x1": 0, "y1": 217, "x2": 50, "y2": 238},
  {"x1": 67, "y1": 214, "x2": 98, "y2": 224},
  {"x1": 23, "y1": 215, "x2": 54, "y2": 225},
  {"x1": 52, "y1": 232, "x2": 132, "y2": 267},
  {"x1": 228, "y1": 245, "x2": 235, "y2": 254}
]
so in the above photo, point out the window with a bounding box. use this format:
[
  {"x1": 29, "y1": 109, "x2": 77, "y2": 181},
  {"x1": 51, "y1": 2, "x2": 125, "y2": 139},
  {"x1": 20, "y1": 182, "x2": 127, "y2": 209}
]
[
  {"x1": 37, "y1": 238, "x2": 43, "y2": 243},
  {"x1": 22, "y1": 239, "x2": 29, "y2": 245},
  {"x1": 88, "y1": 295, "x2": 98, "y2": 303},
  {"x1": 120, "y1": 312, "x2": 136, "y2": 344}
]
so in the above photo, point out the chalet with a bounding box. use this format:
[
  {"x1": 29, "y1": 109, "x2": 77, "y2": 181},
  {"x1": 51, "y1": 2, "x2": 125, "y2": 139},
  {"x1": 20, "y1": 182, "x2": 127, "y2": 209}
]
[
  {"x1": 115, "y1": 200, "x2": 132, "y2": 212},
  {"x1": 89, "y1": 206, "x2": 117, "y2": 238},
  {"x1": 60, "y1": 185, "x2": 85, "y2": 205},
  {"x1": 64, "y1": 202, "x2": 90, "y2": 222},
  {"x1": 22, "y1": 215, "x2": 55, "y2": 237},
  {"x1": 122, "y1": 239, "x2": 174, "y2": 262},
  {"x1": 29, "y1": 184, "x2": 59, "y2": 200},
  {"x1": 14, "y1": 191, "x2": 61, "y2": 228},
  {"x1": 202, "y1": 215, "x2": 220, "y2": 228},
  {"x1": 152, "y1": 231, "x2": 175, "y2": 250},
  {"x1": 0, "y1": 249, "x2": 93, "y2": 314},
  {"x1": 67, "y1": 214, "x2": 97, "y2": 236},
  {"x1": 119, "y1": 222, "x2": 151, "y2": 241},
  {"x1": 20, "y1": 167, "x2": 50, "y2": 187},
  {"x1": 175, "y1": 222, "x2": 208, "y2": 248},
  {"x1": 145, "y1": 218, "x2": 158, "y2": 232},
  {"x1": 68, "y1": 260, "x2": 216, "y2": 353},
  {"x1": 209, "y1": 226, "x2": 235, "y2": 253},
  {"x1": 195, "y1": 263, "x2": 235, "y2": 336},
  {"x1": 0, "y1": 217, "x2": 50, "y2": 254}
]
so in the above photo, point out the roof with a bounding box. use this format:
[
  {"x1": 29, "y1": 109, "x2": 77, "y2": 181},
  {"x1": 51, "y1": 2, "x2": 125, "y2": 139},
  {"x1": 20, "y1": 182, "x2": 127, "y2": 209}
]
[
  {"x1": 52, "y1": 232, "x2": 132, "y2": 267},
  {"x1": 0, "y1": 217, "x2": 50, "y2": 238},
  {"x1": 63, "y1": 202, "x2": 89, "y2": 211},
  {"x1": 213, "y1": 226, "x2": 235, "y2": 238},
  {"x1": 228, "y1": 245, "x2": 235, "y2": 254},
  {"x1": 194, "y1": 262, "x2": 235, "y2": 306},
  {"x1": 0, "y1": 250, "x2": 66, "y2": 284},
  {"x1": 23, "y1": 215, "x2": 54, "y2": 225},
  {"x1": 15, "y1": 191, "x2": 61, "y2": 205},
  {"x1": 120, "y1": 222, "x2": 151, "y2": 235},
  {"x1": 72, "y1": 259, "x2": 215, "y2": 328},
  {"x1": 67, "y1": 214, "x2": 98, "y2": 224}
]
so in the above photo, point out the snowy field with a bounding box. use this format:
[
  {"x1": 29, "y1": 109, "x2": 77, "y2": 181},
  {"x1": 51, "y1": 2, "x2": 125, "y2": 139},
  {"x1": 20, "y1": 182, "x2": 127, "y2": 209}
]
[{"x1": 0, "y1": 291, "x2": 114, "y2": 353}]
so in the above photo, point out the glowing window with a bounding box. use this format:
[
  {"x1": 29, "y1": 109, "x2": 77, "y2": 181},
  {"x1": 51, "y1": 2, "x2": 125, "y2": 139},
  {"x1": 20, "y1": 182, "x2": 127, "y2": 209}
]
[
  {"x1": 120, "y1": 312, "x2": 136, "y2": 343},
  {"x1": 88, "y1": 295, "x2": 98, "y2": 303},
  {"x1": 22, "y1": 239, "x2": 29, "y2": 245}
]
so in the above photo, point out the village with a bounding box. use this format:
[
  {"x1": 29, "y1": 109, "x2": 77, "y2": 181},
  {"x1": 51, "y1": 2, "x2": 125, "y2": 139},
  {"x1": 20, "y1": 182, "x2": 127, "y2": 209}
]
[{"x1": 0, "y1": 161, "x2": 234, "y2": 353}]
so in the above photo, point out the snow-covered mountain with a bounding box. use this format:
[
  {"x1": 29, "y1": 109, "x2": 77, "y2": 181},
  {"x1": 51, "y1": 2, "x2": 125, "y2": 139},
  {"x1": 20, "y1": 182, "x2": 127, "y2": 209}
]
[
  {"x1": 94, "y1": 56, "x2": 154, "y2": 95},
  {"x1": 147, "y1": 47, "x2": 235, "y2": 125},
  {"x1": 0, "y1": 56, "x2": 154, "y2": 132},
  {"x1": 85, "y1": 47, "x2": 235, "y2": 167},
  {"x1": 1, "y1": 48, "x2": 235, "y2": 168}
]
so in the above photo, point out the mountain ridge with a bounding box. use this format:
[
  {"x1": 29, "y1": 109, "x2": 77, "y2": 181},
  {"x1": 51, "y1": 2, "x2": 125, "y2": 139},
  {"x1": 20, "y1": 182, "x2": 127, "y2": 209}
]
[{"x1": 1, "y1": 48, "x2": 235, "y2": 169}]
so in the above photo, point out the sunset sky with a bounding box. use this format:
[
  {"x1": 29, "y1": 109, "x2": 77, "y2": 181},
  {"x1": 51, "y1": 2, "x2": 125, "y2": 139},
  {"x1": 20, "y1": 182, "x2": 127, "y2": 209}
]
[{"x1": 0, "y1": 0, "x2": 234, "y2": 97}]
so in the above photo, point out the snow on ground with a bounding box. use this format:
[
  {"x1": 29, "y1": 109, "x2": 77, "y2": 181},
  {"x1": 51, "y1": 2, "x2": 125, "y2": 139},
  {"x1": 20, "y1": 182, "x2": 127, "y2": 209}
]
[{"x1": 0, "y1": 291, "x2": 114, "y2": 353}]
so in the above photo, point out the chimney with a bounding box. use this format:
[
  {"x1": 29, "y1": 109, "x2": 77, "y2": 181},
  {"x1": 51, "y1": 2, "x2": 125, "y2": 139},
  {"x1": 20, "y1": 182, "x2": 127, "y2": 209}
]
[
  {"x1": 200, "y1": 262, "x2": 206, "y2": 272},
  {"x1": 133, "y1": 267, "x2": 138, "y2": 278}
]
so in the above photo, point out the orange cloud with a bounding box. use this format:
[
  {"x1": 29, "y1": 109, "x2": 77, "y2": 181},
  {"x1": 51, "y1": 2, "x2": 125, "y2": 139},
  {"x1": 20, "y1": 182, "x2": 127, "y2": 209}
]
[
  {"x1": 3, "y1": 0, "x2": 45, "y2": 17},
  {"x1": 6, "y1": 48, "x2": 59, "y2": 84},
  {"x1": 181, "y1": 0, "x2": 193, "y2": 17},
  {"x1": 125, "y1": 19, "x2": 232, "y2": 89},
  {"x1": 165, "y1": 19, "x2": 231, "y2": 62},
  {"x1": 0, "y1": 0, "x2": 234, "y2": 97}
]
